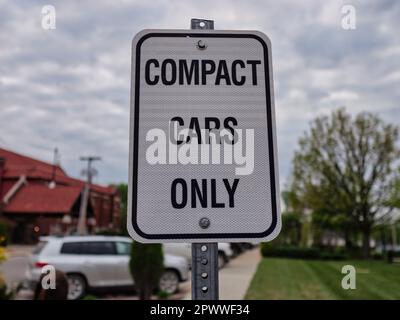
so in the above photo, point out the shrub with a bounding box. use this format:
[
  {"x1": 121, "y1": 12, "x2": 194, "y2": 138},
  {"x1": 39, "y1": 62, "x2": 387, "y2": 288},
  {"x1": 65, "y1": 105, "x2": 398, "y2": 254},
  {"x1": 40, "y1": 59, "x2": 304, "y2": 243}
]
[
  {"x1": 0, "y1": 220, "x2": 11, "y2": 246},
  {"x1": 0, "y1": 247, "x2": 6, "y2": 264},
  {"x1": 129, "y1": 242, "x2": 164, "y2": 300},
  {"x1": 319, "y1": 251, "x2": 348, "y2": 260},
  {"x1": 0, "y1": 247, "x2": 13, "y2": 300},
  {"x1": 371, "y1": 252, "x2": 384, "y2": 260},
  {"x1": 0, "y1": 282, "x2": 13, "y2": 300},
  {"x1": 157, "y1": 290, "x2": 170, "y2": 300},
  {"x1": 261, "y1": 244, "x2": 319, "y2": 259},
  {"x1": 260, "y1": 243, "x2": 347, "y2": 260}
]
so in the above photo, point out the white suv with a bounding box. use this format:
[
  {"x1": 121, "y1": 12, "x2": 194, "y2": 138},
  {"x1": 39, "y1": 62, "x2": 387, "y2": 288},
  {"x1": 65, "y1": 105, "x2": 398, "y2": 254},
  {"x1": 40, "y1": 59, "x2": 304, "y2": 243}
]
[{"x1": 26, "y1": 236, "x2": 189, "y2": 300}]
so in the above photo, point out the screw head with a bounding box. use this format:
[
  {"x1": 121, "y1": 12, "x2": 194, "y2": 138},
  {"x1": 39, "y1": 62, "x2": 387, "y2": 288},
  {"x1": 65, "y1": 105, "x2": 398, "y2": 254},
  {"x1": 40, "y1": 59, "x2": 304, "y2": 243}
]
[
  {"x1": 199, "y1": 217, "x2": 210, "y2": 229},
  {"x1": 197, "y1": 40, "x2": 207, "y2": 50}
]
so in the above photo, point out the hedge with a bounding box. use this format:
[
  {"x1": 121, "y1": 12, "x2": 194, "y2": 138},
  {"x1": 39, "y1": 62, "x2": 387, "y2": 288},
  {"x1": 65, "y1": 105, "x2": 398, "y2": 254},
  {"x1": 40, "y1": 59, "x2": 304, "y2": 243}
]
[{"x1": 261, "y1": 244, "x2": 348, "y2": 260}]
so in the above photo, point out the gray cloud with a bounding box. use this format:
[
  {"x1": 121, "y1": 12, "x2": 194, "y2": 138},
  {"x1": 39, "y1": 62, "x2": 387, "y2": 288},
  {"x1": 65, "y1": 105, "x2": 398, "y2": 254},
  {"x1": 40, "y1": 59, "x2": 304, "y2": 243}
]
[{"x1": 0, "y1": 0, "x2": 399, "y2": 187}]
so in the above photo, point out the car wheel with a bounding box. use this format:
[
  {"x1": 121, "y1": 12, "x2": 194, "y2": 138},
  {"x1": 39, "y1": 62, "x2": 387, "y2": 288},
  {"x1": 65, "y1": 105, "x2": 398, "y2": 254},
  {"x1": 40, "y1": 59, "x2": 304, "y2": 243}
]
[
  {"x1": 218, "y1": 252, "x2": 227, "y2": 269},
  {"x1": 231, "y1": 243, "x2": 246, "y2": 257},
  {"x1": 159, "y1": 270, "x2": 179, "y2": 294},
  {"x1": 67, "y1": 274, "x2": 86, "y2": 300}
]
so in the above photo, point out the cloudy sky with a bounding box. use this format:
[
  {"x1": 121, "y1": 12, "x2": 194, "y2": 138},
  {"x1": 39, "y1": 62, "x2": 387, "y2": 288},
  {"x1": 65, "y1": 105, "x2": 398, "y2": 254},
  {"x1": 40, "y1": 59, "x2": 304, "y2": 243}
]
[{"x1": 0, "y1": 0, "x2": 399, "y2": 187}]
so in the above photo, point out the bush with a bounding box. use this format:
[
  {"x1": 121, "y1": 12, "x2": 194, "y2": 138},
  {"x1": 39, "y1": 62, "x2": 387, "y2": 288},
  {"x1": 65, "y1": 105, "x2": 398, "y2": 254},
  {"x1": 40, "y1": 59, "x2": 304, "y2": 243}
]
[
  {"x1": 0, "y1": 247, "x2": 13, "y2": 300},
  {"x1": 129, "y1": 242, "x2": 164, "y2": 300},
  {"x1": 261, "y1": 244, "x2": 319, "y2": 259},
  {"x1": 0, "y1": 220, "x2": 11, "y2": 246},
  {"x1": 0, "y1": 247, "x2": 6, "y2": 264},
  {"x1": 319, "y1": 251, "x2": 348, "y2": 260},
  {"x1": 157, "y1": 290, "x2": 170, "y2": 300},
  {"x1": 386, "y1": 250, "x2": 400, "y2": 263},
  {"x1": 261, "y1": 243, "x2": 347, "y2": 260},
  {"x1": 0, "y1": 282, "x2": 13, "y2": 300},
  {"x1": 371, "y1": 252, "x2": 384, "y2": 260}
]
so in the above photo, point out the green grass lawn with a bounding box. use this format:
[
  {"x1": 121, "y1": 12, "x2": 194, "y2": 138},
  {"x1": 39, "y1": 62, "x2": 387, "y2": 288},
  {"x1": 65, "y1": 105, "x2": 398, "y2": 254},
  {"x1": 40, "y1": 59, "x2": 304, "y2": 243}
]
[{"x1": 245, "y1": 258, "x2": 400, "y2": 300}]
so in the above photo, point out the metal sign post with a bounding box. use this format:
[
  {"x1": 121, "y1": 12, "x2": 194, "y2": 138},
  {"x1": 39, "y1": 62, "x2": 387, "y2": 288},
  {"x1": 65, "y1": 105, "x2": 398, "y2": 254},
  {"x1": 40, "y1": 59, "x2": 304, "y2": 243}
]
[
  {"x1": 190, "y1": 18, "x2": 218, "y2": 301},
  {"x1": 192, "y1": 242, "x2": 219, "y2": 300}
]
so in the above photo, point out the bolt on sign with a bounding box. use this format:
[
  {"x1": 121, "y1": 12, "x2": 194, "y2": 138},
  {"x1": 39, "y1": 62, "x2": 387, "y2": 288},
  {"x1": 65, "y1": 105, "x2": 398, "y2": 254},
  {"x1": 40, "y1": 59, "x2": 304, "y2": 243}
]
[{"x1": 127, "y1": 29, "x2": 281, "y2": 243}]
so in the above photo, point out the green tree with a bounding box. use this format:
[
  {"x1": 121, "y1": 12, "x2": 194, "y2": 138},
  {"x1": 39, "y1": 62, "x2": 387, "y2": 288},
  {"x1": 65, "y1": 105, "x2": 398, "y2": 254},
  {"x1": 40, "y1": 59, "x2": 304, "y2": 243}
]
[
  {"x1": 280, "y1": 213, "x2": 302, "y2": 246},
  {"x1": 279, "y1": 191, "x2": 304, "y2": 246},
  {"x1": 291, "y1": 108, "x2": 399, "y2": 258},
  {"x1": 387, "y1": 176, "x2": 400, "y2": 209},
  {"x1": 129, "y1": 242, "x2": 164, "y2": 300}
]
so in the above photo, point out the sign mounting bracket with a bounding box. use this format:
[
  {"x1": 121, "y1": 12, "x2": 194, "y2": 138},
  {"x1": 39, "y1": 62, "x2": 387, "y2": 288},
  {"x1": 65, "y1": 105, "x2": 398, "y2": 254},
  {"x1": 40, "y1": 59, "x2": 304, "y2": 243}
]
[{"x1": 191, "y1": 18, "x2": 214, "y2": 30}]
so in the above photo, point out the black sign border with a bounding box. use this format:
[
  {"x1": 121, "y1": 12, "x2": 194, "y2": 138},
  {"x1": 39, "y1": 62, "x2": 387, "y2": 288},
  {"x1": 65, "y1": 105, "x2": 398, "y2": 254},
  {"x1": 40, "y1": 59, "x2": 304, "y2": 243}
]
[{"x1": 131, "y1": 32, "x2": 277, "y2": 239}]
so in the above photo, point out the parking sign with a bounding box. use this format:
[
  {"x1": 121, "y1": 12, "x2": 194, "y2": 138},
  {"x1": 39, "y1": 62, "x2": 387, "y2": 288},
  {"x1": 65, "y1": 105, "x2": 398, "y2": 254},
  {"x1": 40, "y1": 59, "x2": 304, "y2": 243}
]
[{"x1": 127, "y1": 29, "x2": 281, "y2": 242}]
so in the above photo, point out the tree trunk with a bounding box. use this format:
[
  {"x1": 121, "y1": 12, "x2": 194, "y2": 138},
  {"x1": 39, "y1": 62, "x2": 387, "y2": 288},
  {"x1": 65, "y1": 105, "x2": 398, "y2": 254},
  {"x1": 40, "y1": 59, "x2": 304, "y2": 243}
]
[
  {"x1": 344, "y1": 230, "x2": 353, "y2": 250},
  {"x1": 362, "y1": 229, "x2": 371, "y2": 259},
  {"x1": 139, "y1": 286, "x2": 152, "y2": 300},
  {"x1": 143, "y1": 286, "x2": 153, "y2": 300}
]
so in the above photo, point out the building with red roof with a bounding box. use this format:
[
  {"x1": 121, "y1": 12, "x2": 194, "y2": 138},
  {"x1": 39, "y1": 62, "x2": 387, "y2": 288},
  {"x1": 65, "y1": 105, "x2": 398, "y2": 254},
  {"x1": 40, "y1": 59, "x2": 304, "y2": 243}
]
[{"x1": 0, "y1": 148, "x2": 120, "y2": 243}]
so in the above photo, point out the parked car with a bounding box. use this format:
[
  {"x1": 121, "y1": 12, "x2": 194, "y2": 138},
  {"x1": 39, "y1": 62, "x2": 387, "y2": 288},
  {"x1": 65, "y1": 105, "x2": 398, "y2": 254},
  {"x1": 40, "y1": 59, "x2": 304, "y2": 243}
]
[
  {"x1": 26, "y1": 236, "x2": 189, "y2": 300},
  {"x1": 163, "y1": 242, "x2": 233, "y2": 268},
  {"x1": 229, "y1": 243, "x2": 247, "y2": 257}
]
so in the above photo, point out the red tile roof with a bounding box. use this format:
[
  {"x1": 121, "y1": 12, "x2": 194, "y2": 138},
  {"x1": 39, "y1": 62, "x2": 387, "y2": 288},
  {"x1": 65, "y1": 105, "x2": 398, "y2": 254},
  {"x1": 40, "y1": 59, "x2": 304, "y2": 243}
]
[
  {"x1": 0, "y1": 148, "x2": 66, "y2": 179},
  {"x1": 0, "y1": 147, "x2": 118, "y2": 215},
  {"x1": 0, "y1": 180, "x2": 16, "y2": 200},
  {"x1": 3, "y1": 183, "x2": 82, "y2": 214},
  {"x1": 0, "y1": 147, "x2": 116, "y2": 195},
  {"x1": 55, "y1": 175, "x2": 116, "y2": 195}
]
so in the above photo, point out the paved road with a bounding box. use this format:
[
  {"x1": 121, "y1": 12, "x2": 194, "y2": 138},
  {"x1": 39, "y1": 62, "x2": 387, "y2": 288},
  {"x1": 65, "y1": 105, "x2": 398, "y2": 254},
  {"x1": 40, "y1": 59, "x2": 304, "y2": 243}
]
[{"x1": 0, "y1": 256, "x2": 29, "y2": 289}]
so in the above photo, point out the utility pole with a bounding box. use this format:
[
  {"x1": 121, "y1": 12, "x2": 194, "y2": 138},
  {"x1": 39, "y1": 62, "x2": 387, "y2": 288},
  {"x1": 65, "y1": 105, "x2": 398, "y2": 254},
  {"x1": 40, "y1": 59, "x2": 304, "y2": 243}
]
[
  {"x1": 77, "y1": 156, "x2": 101, "y2": 235},
  {"x1": 49, "y1": 147, "x2": 59, "y2": 189}
]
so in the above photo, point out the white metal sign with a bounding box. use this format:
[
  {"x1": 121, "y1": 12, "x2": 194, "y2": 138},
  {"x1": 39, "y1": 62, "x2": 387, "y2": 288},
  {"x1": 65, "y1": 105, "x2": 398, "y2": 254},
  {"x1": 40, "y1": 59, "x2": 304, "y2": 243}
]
[{"x1": 128, "y1": 29, "x2": 281, "y2": 243}]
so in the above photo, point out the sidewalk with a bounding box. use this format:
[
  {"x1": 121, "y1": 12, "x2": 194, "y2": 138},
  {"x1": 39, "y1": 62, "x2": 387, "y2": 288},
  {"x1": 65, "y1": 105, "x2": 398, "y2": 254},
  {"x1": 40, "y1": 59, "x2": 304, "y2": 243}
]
[
  {"x1": 5, "y1": 245, "x2": 34, "y2": 258},
  {"x1": 184, "y1": 247, "x2": 261, "y2": 300}
]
